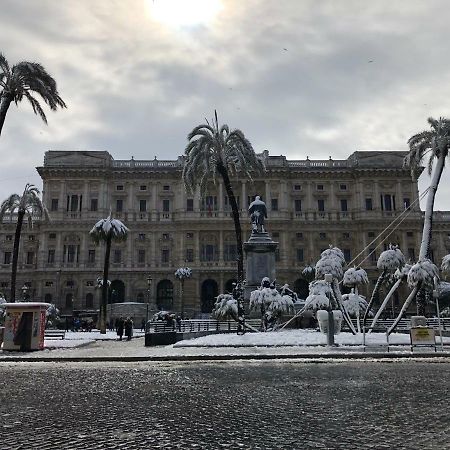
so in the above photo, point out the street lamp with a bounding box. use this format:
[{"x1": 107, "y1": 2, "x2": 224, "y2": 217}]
[
  {"x1": 146, "y1": 275, "x2": 153, "y2": 331},
  {"x1": 21, "y1": 284, "x2": 29, "y2": 302}
]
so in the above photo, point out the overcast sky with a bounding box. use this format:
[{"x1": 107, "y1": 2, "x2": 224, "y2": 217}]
[{"x1": 0, "y1": 0, "x2": 449, "y2": 209}]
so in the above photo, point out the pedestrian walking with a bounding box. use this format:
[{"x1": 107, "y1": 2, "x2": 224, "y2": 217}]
[
  {"x1": 141, "y1": 318, "x2": 146, "y2": 332},
  {"x1": 176, "y1": 315, "x2": 182, "y2": 332},
  {"x1": 124, "y1": 317, "x2": 133, "y2": 341},
  {"x1": 116, "y1": 317, "x2": 124, "y2": 341}
]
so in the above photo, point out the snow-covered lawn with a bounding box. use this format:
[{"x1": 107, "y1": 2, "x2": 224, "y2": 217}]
[
  {"x1": 174, "y1": 329, "x2": 450, "y2": 347},
  {"x1": 44, "y1": 329, "x2": 144, "y2": 349}
]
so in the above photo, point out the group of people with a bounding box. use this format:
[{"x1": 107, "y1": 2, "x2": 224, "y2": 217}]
[
  {"x1": 114, "y1": 317, "x2": 133, "y2": 341},
  {"x1": 65, "y1": 317, "x2": 94, "y2": 332}
]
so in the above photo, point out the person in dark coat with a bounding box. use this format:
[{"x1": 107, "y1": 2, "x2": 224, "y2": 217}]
[
  {"x1": 124, "y1": 317, "x2": 133, "y2": 341},
  {"x1": 116, "y1": 317, "x2": 124, "y2": 341}
]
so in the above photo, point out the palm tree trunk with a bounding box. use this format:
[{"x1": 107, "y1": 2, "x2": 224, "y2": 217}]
[
  {"x1": 10, "y1": 210, "x2": 25, "y2": 302},
  {"x1": 369, "y1": 278, "x2": 402, "y2": 332},
  {"x1": 100, "y1": 235, "x2": 112, "y2": 334},
  {"x1": 387, "y1": 284, "x2": 420, "y2": 336},
  {"x1": 217, "y1": 163, "x2": 246, "y2": 333},
  {"x1": 180, "y1": 279, "x2": 184, "y2": 315},
  {"x1": 363, "y1": 269, "x2": 386, "y2": 330},
  {"x1": 331, "y1": 279, "x2": 357, "y2": 334},
  {"x1": 419, "y1": 153, "x2": 445, "y2": 260},
  {"x1": 0, "y1": 94, "x2": 12, "y2": 137}
]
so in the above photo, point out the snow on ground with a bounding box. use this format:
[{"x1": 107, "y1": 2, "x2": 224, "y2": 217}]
[
  {"x1": 44, "y1": 329, "x2": 145, "y2": 349},
  {"x1": 173, "y1": 329, "x2": 450, "y2": 347}
]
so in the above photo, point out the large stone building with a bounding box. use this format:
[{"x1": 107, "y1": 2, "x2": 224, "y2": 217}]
[{"x1": 0, "y1": 149, "x2": 448, "y2": 318}]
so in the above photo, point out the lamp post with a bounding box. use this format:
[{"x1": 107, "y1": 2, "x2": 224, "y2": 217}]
[
  {"x1": 146, "y1": 275, "x2": 153, "y2": 331},
  {"x1": 21, "y1": 284, "x2": 29, "y2": 302}
]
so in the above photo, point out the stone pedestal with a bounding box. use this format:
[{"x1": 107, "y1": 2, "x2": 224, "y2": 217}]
[{"x1": 244, "y1": 232, "x2": 278, "y2": 301}]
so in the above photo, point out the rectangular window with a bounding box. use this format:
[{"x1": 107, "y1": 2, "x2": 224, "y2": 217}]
[
  {"x1": 365, "y1": 198, "x2": 373, "y2": 211},
  {"x1": 185, "y1": 248, "x2": 194, "y2": 262},
  {"x1": 28, "y1": 235, "x2": 35, "y2": 241},
  {"x1": 116, "y1": 199, "x2": 123, "y2": 212},
  {"x1": 317, "y1": 184, "x2": 324, "y2": 191},
  {"x1": 381, "y1": 194, "x2": 395, "y2": 211},
  {"x1": 161, "y1": 249, "x2": 170, "y2": 263},
  {"x1": 403, "y1": 198, "x2": 411, "y2": 209},
  {"x1": 201, "y1": 244, "x2": 216, "y2": 261},
  {"x1": 70, "y1": 195, "x2": 78, "y2": 212},
  {"x1": 343, "y1": 232, "x2": 350, "y2": 239},
  {"x1": 116, "y1": 185, "x2": 124, "y2": 191},
  {"x1": 295, "y1": 199, "x2": 302, "y2": 212},
  {"x1": 140, "y1": 185, "x2": 147, "y2": 191},
  {"x1": 138, "y1": 249, "x2": 145, "y2": 264},
  {"x1": 163, "y1": 199, "x2": 170, "y2": 212},
  {"x1": 407, "y1": 231, "x2": 413, "y2": 238},
  {"x1": 186, "y1": 232, "x2": 194, "y2": 239},
  {"x1": 343, "y1": 249, "x2": 351, "y2": 263},
  {"x1": 340, "y1": 199, "x2": 348, "y2": 212},
  {"x1": 67, "y1": 245, "x2": 76, "y2": 263},
  {"x1": 186, "y1": 198, "x2": 194, "y2": 212},
  {"x1": 294, "y1": 184, "x2": 301, "y2": 191},
  {"x1": 45, "y1": 281, "x2": 53, "y2": 287},
  {"x1": 368, "y1": 231, "x2": 375, "y2": 238},
  {"x1": 319, "y1": 232, "x2": 326, "y2": 240},
  {"x1": 369, "y1": 248, "x2": 377, "y2": 263},
  {"x1": 4, "y1": 251, "x2": 11, "y2": 264},
  {"x1": 90, "y1": 198, "x2": 98, "y2": 211},
  {"x1": 113, "y1": 249, "x2": 122, "y2": 263},
  {"x1": 0, "y1": 282, "x2": 8, "y2": 288},
  {"x1": 296, "y1": 248, "x2": 304, "y2": 262},
  {"x1": 201, "y1": 196, "x2": 217, "y2": 213},
  {"x1": 5, "y1": 235, "x2": 12, "y2": 241},
  {"x1": 296, "y1": 232, "x2": 303, "y2": 239},
  {"x1": 162, "y1": 233, "x2": 170, "y2": 240},
  {"x1": 318, "y1": 199, "x2": 325, "y2": 211},
  {"x1": 51, "y1": 198, "x2": 59, "y2": 211},
  {"x1": 163, "y1": 185, "x2": 170, "y2": 191},
  {"x1": 224, "y1": 244, "x2": 237, "y2": 262},
  {"x1": 340, "y1": 184, "x2": 347, "y2": 190},
  {"x1": 138, "y1": 233, "x2": 146, "y2": 241},
  {"x1": 47, "y1": 250, "x2": 55, "y2": 264},
  {"x1": 26, "y1": 251, "x2": 34, "y2": 265},
  {"x1": 139, "y1": 199, "x2": 147, "y2": 212},
  {"x1": 271, "y1": 198, "x2": 278, "y2": 211},
  {"x1": 49, "y1": 233, "x2": 56, "y2": 240},
  {"x1": 88, "y1": 250, "x2": 95, "y2": 263}
]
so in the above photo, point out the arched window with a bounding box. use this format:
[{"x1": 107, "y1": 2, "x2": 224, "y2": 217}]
[
  {"x1": 201, "y1": 279, "x2": 218, "y2": 313},
  {"x1": 157, "y1": 280, "x2": 174, "y2": 310},
  {"x1": 65, "y1": 293, "x2": 73, "y2": 309},
  {"x1": 86, "y1": 293, "x2": 94, "y2": 309}
]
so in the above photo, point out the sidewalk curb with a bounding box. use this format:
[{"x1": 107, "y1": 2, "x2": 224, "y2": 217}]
[{"x1": 0, "y1": 352, "x2": 449, "y2": 363}]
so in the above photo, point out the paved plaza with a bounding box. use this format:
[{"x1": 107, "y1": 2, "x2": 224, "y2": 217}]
[{"x1": 1, "y1": 359, "x2": 449, "y2": 449}]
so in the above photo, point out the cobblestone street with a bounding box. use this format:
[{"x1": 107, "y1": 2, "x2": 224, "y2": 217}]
[{"x1": 1, "y1": 360, "x2": 449, "y2": 449}]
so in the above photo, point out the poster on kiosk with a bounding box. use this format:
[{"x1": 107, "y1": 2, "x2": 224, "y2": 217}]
[{"x1": 2, "y1": 303, "x2": 49, "y2": 351}]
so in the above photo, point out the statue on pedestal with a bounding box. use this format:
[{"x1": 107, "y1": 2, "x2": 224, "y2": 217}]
[{"x1": 248, "y1": 196, "x2": 267, "y2": 234}]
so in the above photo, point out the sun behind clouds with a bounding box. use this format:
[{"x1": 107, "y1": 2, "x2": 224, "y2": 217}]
[{"x1": 145, "y1": 0, "x2": 223, "y2": 28}]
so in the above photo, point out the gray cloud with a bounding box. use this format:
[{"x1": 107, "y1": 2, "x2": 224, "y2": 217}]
[{"x1": 0, "y1": 0, "x2": 450, "y2": 208}]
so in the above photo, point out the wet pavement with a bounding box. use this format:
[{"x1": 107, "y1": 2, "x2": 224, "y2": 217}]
[{"x1": 0, "y1": 360, "x2": 449, "y2": 449}]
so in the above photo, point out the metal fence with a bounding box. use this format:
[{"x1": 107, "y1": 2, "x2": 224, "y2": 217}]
[{"x1": 149, "y1": 319, "x2": 261, "y2": 334}]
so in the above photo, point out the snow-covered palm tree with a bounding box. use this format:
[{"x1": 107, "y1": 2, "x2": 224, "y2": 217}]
[
  {"x1": 315, "y1": 246, "x2": 357, "y2": 334},
  {"x1": 441, "y1": 254, "x2": 450, "y2": 273},
  {"x1": 387, "y1": 259, "x2": 439, "y2": 335},
  {"x1": 0, "y1": 52, "x2": 66, "y2": 136},
  {"x1": 212, "y1": 293, "x2": 238, "y2": 321},
  {"x1": 301, "y1": 264, "x2": 316, "y2": 282},
  {"x1": 406, "y1": 117, "x2": 450, "y2": 262},
  {"x1": 0, "y1": 184, "x2": 49, "y2": 302},
  {"x1": 369, "y1": 264, "x2": 411, "y2": 331},
  {"x1": 343, "y1": 267, "x2": 368, "y2": 296},
  {"x1": 183, "y1": 111, "x2": 264, "y2": 332},
  {"x1": 304, "y1": 280, "x2": 332, "y2": 312},
  {"x1": 174, "y1": 267, "x2": 192, "y2": 315},
  {"x1": 182, "y1": 111, "x2": 264, "y2": 284},
  {"x1": 90, "y1": 215, "x2": 129, "y2": 334},
  {"x1": 363, "y1": 245, "x2": 405, "y2": 330},
  {"x1": 343, "y1": 290, "x2": 371, "y2": 333}
]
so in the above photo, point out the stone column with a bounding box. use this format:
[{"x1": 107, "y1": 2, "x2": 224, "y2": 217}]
[
  {"x1": 241, "y1": 181, "x2": 247, "y2": 212},
  {"x1": 265, "y1": 181, "x2": 270, "y2": 206},
  {"x1": 396, "y1": 180, "x2": 403, "y2": 211},
  {"x1": 218, "y1": 182, "x2": 224, "y2": 216}
]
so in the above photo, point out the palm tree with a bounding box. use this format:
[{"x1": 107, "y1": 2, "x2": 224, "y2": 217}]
[
  {"x1": 0, "y1": 52, "x2": 66, "y2": 136},
  {"x1": 174, "y1": 267, "x2": 192, "y2": 315},
  {"x1": 362, "y1": 245, "x2": 405, "y2": 331},
  {"x1": 89, "y1": 215, "x2": 129, "y2": 334},
  {"x1": 0, "y1": 184, "x2": 49, "y2": 302},
  {"x1": 405, "y1": 117, "x2": 450, "y2": 314},
  {"x1": 183, "y1": 111, "x2": 264, "y2": 331},
  {"x1": 387, "y1": 259, "x2": 438, "y2": 335}
]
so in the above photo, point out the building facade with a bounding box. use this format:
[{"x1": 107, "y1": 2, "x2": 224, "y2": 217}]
[{"x1": 1, "y1": 149, "x2": 448, "y2": 318}]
